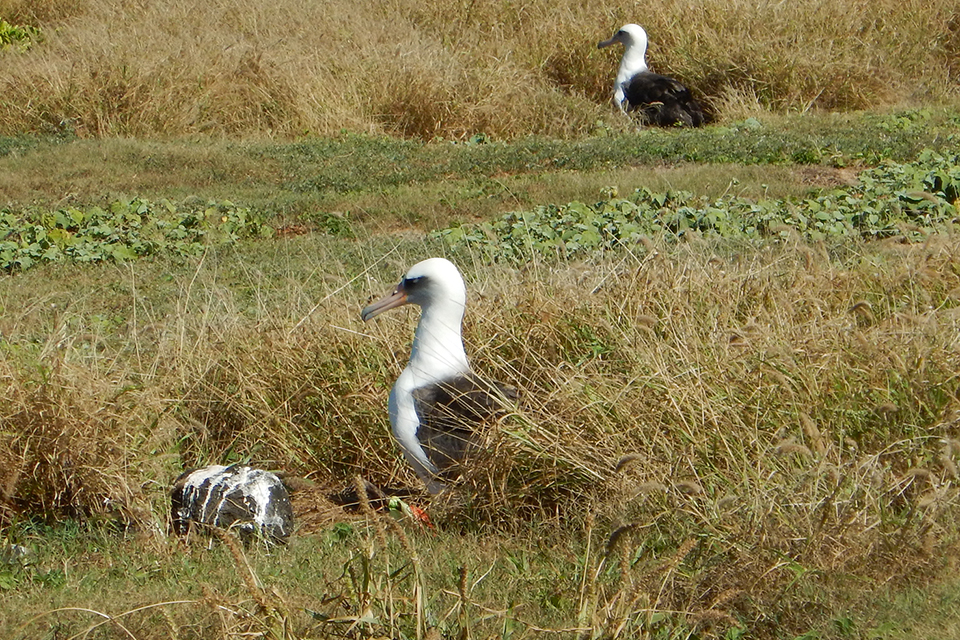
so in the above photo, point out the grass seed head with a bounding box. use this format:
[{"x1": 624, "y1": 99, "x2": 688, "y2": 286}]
[{"x1": 775, "y1": 439, "x2": 813, "y2": 459}]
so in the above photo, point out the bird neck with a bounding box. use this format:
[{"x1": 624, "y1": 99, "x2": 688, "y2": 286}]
[
  {"x1": 407, "y1": 299, "x2": 470, "y2": 383},
  {"x1": 617, "y1": 48, "x2": 648, "y2": 85}
]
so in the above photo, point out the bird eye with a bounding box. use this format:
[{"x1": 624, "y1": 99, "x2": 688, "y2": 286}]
[{"x1": 404, "y1": 276, "x2": 425, "y2": 288}]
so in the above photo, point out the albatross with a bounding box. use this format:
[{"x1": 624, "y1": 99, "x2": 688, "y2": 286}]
[
  {"x1": 361, "y1": 258, "x2": 516, "y2": 495},
  {"x1": 598, "y1": 23, "x2": 706, "y2": 127}
]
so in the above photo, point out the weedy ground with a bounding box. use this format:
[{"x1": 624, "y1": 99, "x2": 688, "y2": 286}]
[
  {"x1": 1, "y1": 214, "x2": 959, "y2": 638},
  {"x1": 0, "y1": 6, "x2": 959, "y2": 633}
]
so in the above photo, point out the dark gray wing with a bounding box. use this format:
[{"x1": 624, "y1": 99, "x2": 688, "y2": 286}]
[
  {"x1": 412, "y1": 374, "x2": 517, "y2": 476},
  {"x1": 625, "y1": 72, "x2": 706, "y2": 127}
]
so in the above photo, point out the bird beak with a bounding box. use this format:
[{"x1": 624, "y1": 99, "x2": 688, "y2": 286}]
[
  {"x1": 597, "y1": 34, "x2": 619, "y2": 49},
  {"x1": 361, "y1": 282, "x2": 409, "y2": 322}
]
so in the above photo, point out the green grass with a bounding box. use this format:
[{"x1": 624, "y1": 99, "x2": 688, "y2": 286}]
[
  {"x1": 1, "y1": 108, "x2": 958, "y2": 231},
  {"x1": 3, "y1": 493, "x2": 955, "y2": 640},
  {"x1": 2, "y1": 109, "x2": 958, "y2": 275}
]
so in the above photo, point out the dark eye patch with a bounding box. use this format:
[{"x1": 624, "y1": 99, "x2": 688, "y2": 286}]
[{"x1": 404, "y1": 275, "x2": 426, "y2": 289}]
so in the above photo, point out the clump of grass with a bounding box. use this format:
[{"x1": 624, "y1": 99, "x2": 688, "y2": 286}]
[
  {"x1": 0, "y1": 0, "x2": 958, "y2": 138},
  {"x1": 0, "y1": 0, "x2": 84, "y2": 25}
]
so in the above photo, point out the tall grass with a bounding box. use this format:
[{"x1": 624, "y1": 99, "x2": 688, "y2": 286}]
[
  {"x1": 0, "y1": 0, "x2": 958, "y2": 138},
  {"x1": 2, "y1": 230, "x2": 959, "y2": 636}
]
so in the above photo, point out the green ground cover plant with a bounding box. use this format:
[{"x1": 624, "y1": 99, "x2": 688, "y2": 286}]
[
  {"x1": 0, "y1": 18, "x2": 39, "y2": 51},
  {"x1": 4, "y1": 144, "x2": 958, "y2": 275},
  {"x1": 437, "y1": 149, "x2": 960, "y2": 259},
  {"x1": 0, "y1": 198, "x2": 273, "y2": 271}
]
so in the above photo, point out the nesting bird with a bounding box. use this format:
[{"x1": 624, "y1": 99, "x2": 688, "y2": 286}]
[
  {"x1": 171, "y1": 465, "x2": 294, "y2": 544},
  {"x1": 598, "y1": 23, "x2": 706, "y2": 127},
  {"x1": 361, "y1": 258, "x2": 516, "y2": 495}
]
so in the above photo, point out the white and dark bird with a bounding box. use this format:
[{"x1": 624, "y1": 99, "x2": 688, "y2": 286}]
[
  {"x1": 361, "y1": 258, "x2": 516, "y2": 495},
  {"x1": 171, "y1": 465, "x2": 294, "y2": 544},
  {"x1": 598, "y1": 23, "x2": 706, "y2": 127}
]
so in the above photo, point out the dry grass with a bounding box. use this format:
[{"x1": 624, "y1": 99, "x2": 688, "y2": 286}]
[
  {"x1": 2, "y1": 229, "x2": 959, "y2": 636},
  {"x1": 0, "y1": 0, "x2": 958, "y2": 138}
]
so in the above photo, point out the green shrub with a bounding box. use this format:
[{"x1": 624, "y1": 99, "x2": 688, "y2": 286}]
[{"x1": 0, "y1": 19, "x2": 39, "y2": 51}]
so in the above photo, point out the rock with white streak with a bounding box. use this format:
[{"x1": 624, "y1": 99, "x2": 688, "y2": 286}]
[{"x1": 171, "y1": 465, "x2": 294, "y2": 544}]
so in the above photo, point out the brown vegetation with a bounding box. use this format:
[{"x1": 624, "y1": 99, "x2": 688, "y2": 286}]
[{"x1": 1, "y1": 0, "x2": 958, "y2": 138}]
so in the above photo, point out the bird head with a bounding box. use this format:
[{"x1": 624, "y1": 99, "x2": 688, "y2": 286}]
[
  {"x1": 597, "y1": 23, "x2": 648, "y2": 53},
  {"x1": 361, "y1": 258, "x2": 467, "y2": 321}
]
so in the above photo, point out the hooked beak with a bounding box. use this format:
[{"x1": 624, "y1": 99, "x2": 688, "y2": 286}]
[
  {"x1": 361, "y1": 283, "x2": 409, "y2": 322},
  {"x1": 597, "y1": 34, "x2": 620, "y2": 49}
]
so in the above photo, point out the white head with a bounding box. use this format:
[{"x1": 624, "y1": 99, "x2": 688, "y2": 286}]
[
  {"x1": 361, "y1": 258, "x2": 465, "y2": 316},
  {"x1": 598, "y1": 24, "x2": 649, "y2": 54},
  {"x1": 361, "y1": 257, "x2": 470, "y2": 381},
  {"x1": 598, "y1": 23, "x2": 650, "y2": 110}
]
